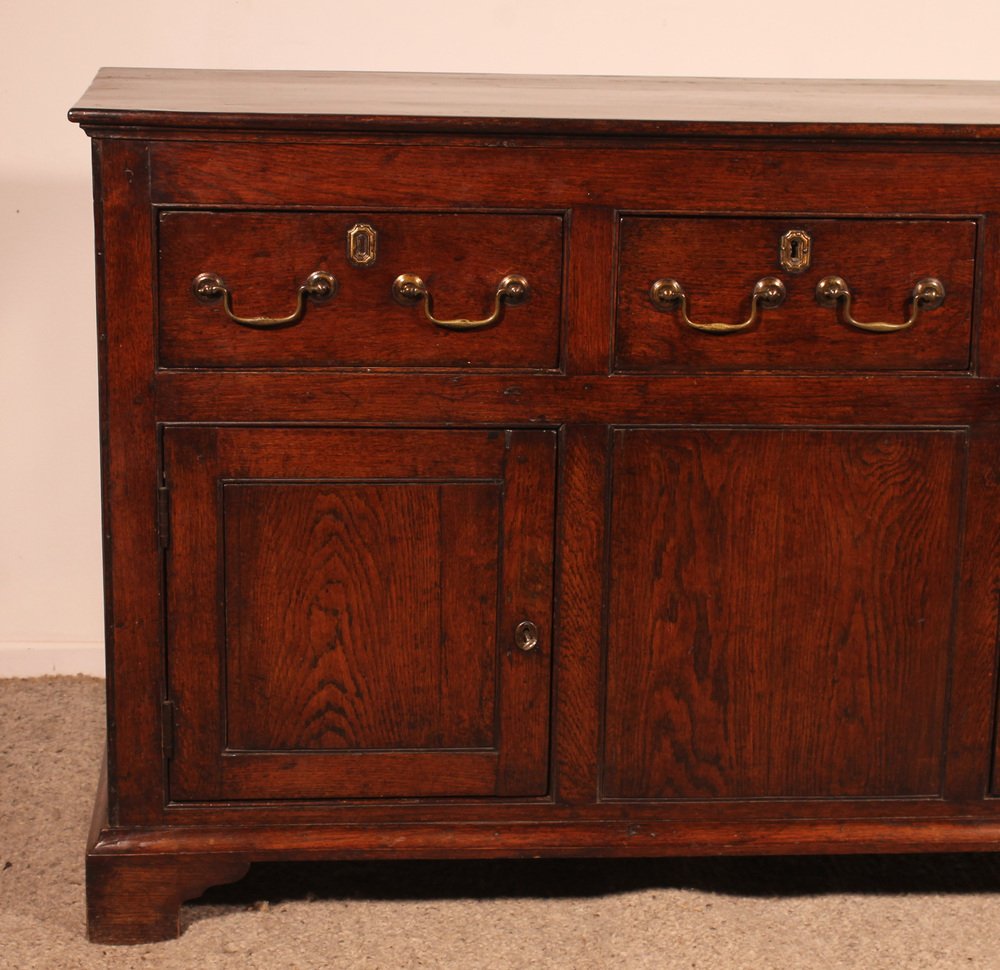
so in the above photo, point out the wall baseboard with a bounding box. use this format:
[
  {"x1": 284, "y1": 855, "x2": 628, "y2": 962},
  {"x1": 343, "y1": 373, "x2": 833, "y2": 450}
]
[{"x1": 0, "y1": 642, "x2": 105, "y2": 678}]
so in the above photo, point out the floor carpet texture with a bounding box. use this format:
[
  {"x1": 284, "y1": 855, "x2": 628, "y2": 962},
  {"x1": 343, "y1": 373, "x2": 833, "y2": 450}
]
[{"x1": 3, "y1": 676, "x2": 1000, "y2": 968}]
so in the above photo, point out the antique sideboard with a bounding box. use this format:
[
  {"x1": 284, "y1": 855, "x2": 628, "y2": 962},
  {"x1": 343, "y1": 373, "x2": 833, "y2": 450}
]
[{"x1": 70, "y1": 68, "x2": 1000, "y2": 943}]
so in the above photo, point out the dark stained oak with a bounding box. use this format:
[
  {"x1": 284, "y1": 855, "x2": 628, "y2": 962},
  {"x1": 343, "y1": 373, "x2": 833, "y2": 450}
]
[
  {"x1": 70, "y1": 69, "x2": 1000, "y2": 139},
  {"x1": 615, "y1": 217, "x2": 977, "y2": 372},
  {"x1": 158, "y1": 210, "x2": 564, "y2": 370},
  {"x1": 93, "y1": 139, "x2": 164, "y2": 827},
  {"x1": 151, "y1": 372, "x2": 1000, "y2": 426},
  {"x1": 163, "y1": 426, "x2": 555, "y2": 801},
  {"x1": 604, "y1": 428, "x2": 965, "y2": 799},
  {"x1": 85, "y1": 758, "x2": 251, "y2": 944},
  {"x1": 147, "y1": 142, "x2": 1000, "y2": 214},
  {"x1": 224, "y1": 482, "x2": 501, "y2": 751},
  {"x1": 71, "y1": 69, "x2": 1000, "y2": 943},
  {"x1": 86, "y1": 850, "x2": 250, "y2": 945}
]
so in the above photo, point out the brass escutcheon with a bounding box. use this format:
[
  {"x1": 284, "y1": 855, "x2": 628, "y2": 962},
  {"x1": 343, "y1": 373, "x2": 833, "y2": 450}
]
[
  {"x1": 779, "y1": 229, "x2": 812, "y2": 273},
  {"x1": 347, "y1": 222, "x2": 377, "y2": 267}
]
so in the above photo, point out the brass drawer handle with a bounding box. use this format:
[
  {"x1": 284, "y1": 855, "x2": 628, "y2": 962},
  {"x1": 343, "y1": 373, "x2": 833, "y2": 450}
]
[
  {"x1": 392, "y1": 273, "x2": 530, "y2": 331},
  {"x1": 192, "y1": 271, "x2": 338, "y2": 329},
  {"x1": 649, "y1": 277, "x2": 787, "y2": 333},
  {"x1": 815, "y1": 276, "x2": 946, "y2": 333}
]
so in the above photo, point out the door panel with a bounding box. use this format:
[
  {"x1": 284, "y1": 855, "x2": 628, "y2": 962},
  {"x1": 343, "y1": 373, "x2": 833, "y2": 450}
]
[
  {"x1": 164, "y1": 426, "x2": 555, "y2": 801},
  {"x1": 224, "y1": 481, "x2": 500, "y2": 751},
  {"x1": 603, "y1": 427, "x2": 966, "y2": 800}
]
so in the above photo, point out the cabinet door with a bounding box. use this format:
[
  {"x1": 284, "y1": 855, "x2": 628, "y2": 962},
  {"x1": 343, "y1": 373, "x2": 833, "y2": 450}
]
[
  {"x1": 603, "y1": 427, "x2": 965, "y2": 800},
  {"x1": 163, "y1": 427, "x2": 555, "y2": 801}
]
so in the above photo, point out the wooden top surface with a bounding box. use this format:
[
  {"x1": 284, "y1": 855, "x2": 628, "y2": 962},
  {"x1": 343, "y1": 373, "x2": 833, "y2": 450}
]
[{"x1": 69, "y1": 68, "x2": 1000, "y2": 138}]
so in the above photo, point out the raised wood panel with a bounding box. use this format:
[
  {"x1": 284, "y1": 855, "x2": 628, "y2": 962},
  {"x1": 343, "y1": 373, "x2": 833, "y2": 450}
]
[
  {"x1": 164, "y1": 426, "x2": 556, "y2": 801},
  {"x1": 603, "y1": 427, "x2": 966, "y2": 800},
  {"x1": 224, "y1": 482, "x2": 500, "y2": 751}
]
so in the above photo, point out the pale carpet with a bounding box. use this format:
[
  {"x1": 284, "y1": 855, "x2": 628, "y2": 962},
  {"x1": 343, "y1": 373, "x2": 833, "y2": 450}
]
[{"x1": 3, "y1": 676, "x2": 1000, "y2": 969}]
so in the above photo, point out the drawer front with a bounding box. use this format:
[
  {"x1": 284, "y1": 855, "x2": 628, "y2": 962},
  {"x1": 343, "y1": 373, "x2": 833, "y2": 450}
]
[
  {"x1": 615, "y1": 217, "x2": 976, "y2": 372},
  {"x1": 158, "y1": 211, "x2": 563, "y2": 369}
]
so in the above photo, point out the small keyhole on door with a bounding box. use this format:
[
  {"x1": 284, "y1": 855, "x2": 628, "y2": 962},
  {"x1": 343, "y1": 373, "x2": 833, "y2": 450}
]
[
  {"x1": 789, "y1": 239, "x2": 800, "y2": 260},
  {"x1": 515, "y1": 620, "x2": 539, "y2": 652}
]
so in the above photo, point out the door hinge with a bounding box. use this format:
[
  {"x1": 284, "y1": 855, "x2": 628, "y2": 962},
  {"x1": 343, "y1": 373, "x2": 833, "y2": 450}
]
[
  {"x1": 161, "y1": 699, "x2": 175, "y2": 759},
  {"x1": 157, "y1": 484, "x2": 170, "y2": 549}
]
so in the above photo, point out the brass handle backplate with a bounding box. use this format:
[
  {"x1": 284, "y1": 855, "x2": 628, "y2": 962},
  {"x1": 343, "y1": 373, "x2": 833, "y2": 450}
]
[
  {"x1": 815, "y1": 276, "x2": 946, "y2": 332},
  {"x1": 649, "y1": 276, "x2": 787, "y2": 333},
  {"x1": 514, "y1": 620, "x2": 540, "y2": 653},
  {"x1": 192, "y1": 271, "x2": 338, "y2": 329},
  {"x1": 392, "y1": 273, "x2": 530, "y2": 331}
]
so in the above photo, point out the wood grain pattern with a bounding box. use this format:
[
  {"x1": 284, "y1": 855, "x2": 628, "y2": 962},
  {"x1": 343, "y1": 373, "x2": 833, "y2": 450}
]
[
  {"x1": 224, "y1": 482, "x2": 500, "y2": 751},
  {"x1": 604, "y1": 428, "x2": 966, "y2": 799},
  {"x1": 616, "y1": 217, "x2": 977, "y2": 372},
  {"x1": 158, "y1": 211, "x2": 563, "y2": 369},
  {"x1": 149, "y1": 142, "x2": 1000, "y2": 215},
  {"x1": 94, "y1": 140, "x2": 164, "y2": 826},
  {"x1": 153, "y1": 372, "x2": 1000, "y2": 427},
  {"x1": 552, "y1": 425, "x2": 610, "y2": 804},
  {"x1": 70, "y1": 69, "x2": 1000, "y2": 138},
  {"x1": 87, "y1": 851, "x2": 249, "y2": 944},
  {"x1": 564, "y1": 207, "x2": 616, "y2": 374},
  {"x1": 495, "y1": 430, "x2": 557, "y2": 795},
  {"x1": 92, "y1": 812, "x2": 1000, "y2": 859}
]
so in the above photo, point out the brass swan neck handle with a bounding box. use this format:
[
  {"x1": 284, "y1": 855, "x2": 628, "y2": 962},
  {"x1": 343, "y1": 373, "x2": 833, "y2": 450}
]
[
  {"x1": 814, "y1": 276, "x2": 946, "y2": 332},
  {"x1": 649, "y1": 276, "x2": 787, "y2": 333},
  {"x1": 392, "y1": 273, "x2": 530, "y2": 331},
  {"x1": 192, "y1": 271, "x2": 338, "y2": 329}
]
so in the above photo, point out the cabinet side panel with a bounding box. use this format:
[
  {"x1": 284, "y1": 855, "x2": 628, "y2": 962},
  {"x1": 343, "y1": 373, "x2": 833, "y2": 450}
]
[
  {"x1": 96, "y1": 139, "x2": 164, "y2": 824},
  {"x1": 604, "y1": 427, "x2": 965, "y2": 800}
]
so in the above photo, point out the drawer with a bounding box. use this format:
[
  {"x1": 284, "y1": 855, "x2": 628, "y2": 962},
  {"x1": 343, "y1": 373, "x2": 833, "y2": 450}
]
[
  {"x1": 157, "y1": 211, "x2": 563, "y2": 369},
  {"x1": 615, "y1": 217, "x2": 976, "y2": 372}
]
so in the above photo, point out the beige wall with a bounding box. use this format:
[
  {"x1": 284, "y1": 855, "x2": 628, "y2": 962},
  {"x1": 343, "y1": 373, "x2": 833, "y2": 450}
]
[{"x1": 2, "y1": 0, "x2": 998, "y2": 674}]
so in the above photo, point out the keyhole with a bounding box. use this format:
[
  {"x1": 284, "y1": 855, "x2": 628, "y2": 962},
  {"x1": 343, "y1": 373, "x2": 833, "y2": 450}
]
[
  {"x1": 779, "y1": 229, "x2": 811, "y2": 273},
  {"x1": 347, "y1": 223, "x2": 377, "y2": 267}
]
